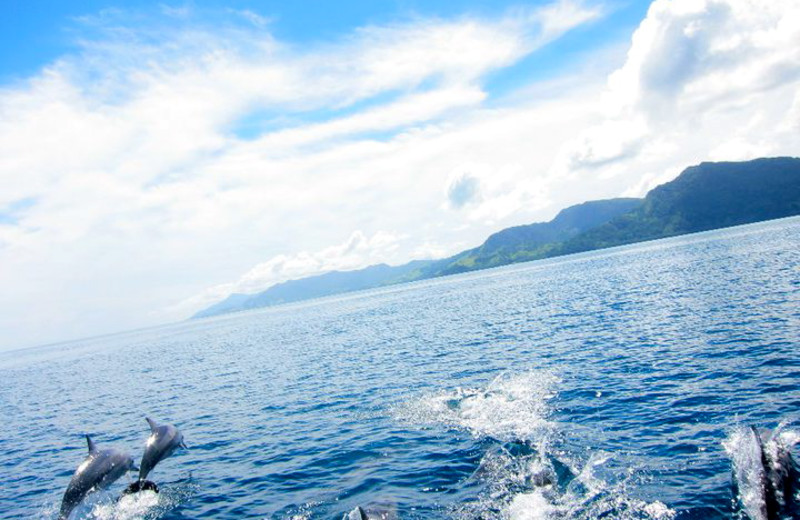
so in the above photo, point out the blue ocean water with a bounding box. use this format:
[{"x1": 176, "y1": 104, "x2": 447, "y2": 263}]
[{"x1": 1, "y1": 217, "x2": 799, "y2": 520}]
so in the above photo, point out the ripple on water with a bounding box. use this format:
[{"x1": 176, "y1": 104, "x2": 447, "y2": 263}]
[{"x1": 2, "y1": 218, "x2": 800, "y2": 519}]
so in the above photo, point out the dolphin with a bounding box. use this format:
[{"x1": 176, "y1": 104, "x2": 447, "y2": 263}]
[
  {"x1": 58, "y1": 435, "x2": 136, "y2": 520},
  {"x1": 729, "y1": 426, "x2": 769, "y2": 520},
  {"x1": 760, "y1": 426, "x2": 800, "y2": 519},
  {"x1": 727, "y1": 425, "x2": 800, "y2": 520},
  {"x1": 138, "y1": 417, "x2": 185, "y2": 481}
]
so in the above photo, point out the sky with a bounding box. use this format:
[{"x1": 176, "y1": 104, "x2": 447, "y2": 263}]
[{"x1": 1, "y1": 0, "x2": 799, "y2": 351}]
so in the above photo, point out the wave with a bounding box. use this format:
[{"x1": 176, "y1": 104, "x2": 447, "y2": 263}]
[
  {"x1": 397, "y1": 370, "x2": 674, "y2": 520},
  {"x1": 394, "y1": 370, "x2": 560, "y2": 442},
  {"x1": 450, "y1": 441, "x2": 674, "y2": 520}
]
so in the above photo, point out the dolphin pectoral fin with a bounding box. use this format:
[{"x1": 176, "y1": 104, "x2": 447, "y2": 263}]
[
  {"x1": 130, "y1": 462, "x2": 140, "y2": 472},
  {"x1": 180, "y1": 440, "x2": 188, "y2": 449},
  {"x1": 145, "y1": 417, "x2": 158, "y2": 432},
  {"x1": 86, "y1": 435, "x2": 98, "y2": 454}
]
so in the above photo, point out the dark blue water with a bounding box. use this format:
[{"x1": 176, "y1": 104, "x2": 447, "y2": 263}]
[{"x1": 2, "y1": 218, "x2": 799, "y2": 520}]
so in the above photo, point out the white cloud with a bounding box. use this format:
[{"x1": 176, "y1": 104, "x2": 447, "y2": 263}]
[
  {"x1": 232, "y1": 9, "x2": 272, "y2": 28},
  {"x1": 532, "y1": 0, "x2": 605, "y2": 41},
  {"x1": 173, "y1": 230, "x2": 405, "y2": 313},
  {"x1": 0, "y1": 1, "x2": 604, "y2": 348},
  {"x1": 553, "y1": 0, "x2": 800, "y2": 195},
  {"x1": 563, "y1": 118, "x2": 647, "y2": 170},
  {"x1": 2, "y1": 0, "x2": 799, "y2": 349},
  {"x1": 607, "y1": 0, "x2": 800, "y2": 119},
  {"x1": 251, "y1": 86, "x2": 487, "y2": 151}
]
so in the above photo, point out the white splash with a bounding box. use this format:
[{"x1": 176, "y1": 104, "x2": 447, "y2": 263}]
[
  {"x1": 507, "y1": 490, "x2": 554, "y2": 520},
  {"x1": 399, "y1": 370, "x2": 676, "y2": 520},
  {"x1": 397, "y1": 370, "x2": 560, "y2": 441},
  {"x1": 91, "y1": 491, "x2": 159, "y2": 520}
]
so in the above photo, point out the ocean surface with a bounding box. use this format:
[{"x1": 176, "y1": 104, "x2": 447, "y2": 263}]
[{"x1": 1, "y1": 217, "x2": 800, "y2": 520}]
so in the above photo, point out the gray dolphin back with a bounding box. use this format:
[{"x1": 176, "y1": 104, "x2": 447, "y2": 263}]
[
  {"x1": 729, "y1": 425, "x2": 800, "y2": 520},
  {"x1": 139, "y1": 417, "x2": 184, "y2": 480},
  {"x1": 59, "y1": 435, "x2": 134, "y2": 520},
  {"x1": 762, "y1": 428, "x2": 800, "y2": 519}
]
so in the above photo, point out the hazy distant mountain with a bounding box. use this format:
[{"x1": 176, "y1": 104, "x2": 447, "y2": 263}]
[
  {"x1": 193, "y1": 293, "x2": 253, "y2": 319},
  {"x1": 192, "y1": 260, "x2": 432, "y2": 319},
  {"x1": 194, "y1": 157, "x2": 800, "y2": 319}
]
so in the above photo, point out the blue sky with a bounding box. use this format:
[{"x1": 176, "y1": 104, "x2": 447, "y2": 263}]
[
  {"x1": 0, "y1": 1, "x2": 649, "y2": 85},
  {"x1": 1, "y1": 0, "x2": 799, "y2": 350}
]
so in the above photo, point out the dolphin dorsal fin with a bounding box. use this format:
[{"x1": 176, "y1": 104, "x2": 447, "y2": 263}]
[
  {"x1": 347, "y1": 506, "x2": 368, "y2": 520},
  {"x1": 86, "y1": 435, "x2": 98, "y2": 453},
  {"x1": 146, "y1": 417, "x2": 158, "y2": 432}
]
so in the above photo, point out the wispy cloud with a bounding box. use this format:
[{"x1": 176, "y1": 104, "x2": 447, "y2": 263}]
[
  {"x1": 2, "y1": 0, "x2": 799, "y2": 349},
  {"x1": 0, "y1": 1, "x2": 604, "y2": 347}
]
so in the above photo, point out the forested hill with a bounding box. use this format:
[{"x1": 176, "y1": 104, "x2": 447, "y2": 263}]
[
  {"x1": 420, "y1": 198, "x2": 642, "y2": 277},
  {"x1": 192, "y1": 261, "x2": 431, "y2": 319},
  {"x1": 558, "y1": 157, "x2": 800, "y2": 255}
]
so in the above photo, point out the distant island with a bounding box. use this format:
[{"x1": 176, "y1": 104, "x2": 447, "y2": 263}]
[{"x1": 194, "y1": 157, "x2": 800, "y2": 319}]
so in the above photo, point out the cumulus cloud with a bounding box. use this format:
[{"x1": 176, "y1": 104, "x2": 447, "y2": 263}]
[
  {"x1": 235, "y1": 230, "x2": 403, "y2": 292},
  {"x1": 564, "y1": 118, "x2": 647, "y2": 170},
  {"x1": 174, "y1": 230, "x2": 405, "y2": 312},
  {"x1": 608, "y1": 0, "x2": 800, "y2": 118},
  {"x1": 553, "y1": 0, "x2": 800, "y2": 194}
]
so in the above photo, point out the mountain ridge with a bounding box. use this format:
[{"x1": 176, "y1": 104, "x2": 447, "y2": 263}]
[{"x1": 193, "y1": 156, "x2": 800, "y2": 319}]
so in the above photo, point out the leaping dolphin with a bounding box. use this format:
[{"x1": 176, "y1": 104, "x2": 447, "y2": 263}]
[
  {"x1": 58, "y1": 435, "x2": 136, "y2": 520},
  {"x1": 138, "y1": 417, "x2": 185, "y2": 481}
]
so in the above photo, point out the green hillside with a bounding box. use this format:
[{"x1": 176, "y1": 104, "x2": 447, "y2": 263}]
[
  {"x1": 560, "y1": 157, "x2": 800, "y2": 255},
  {"x1": 424, "y1": 198, "x2": 642, "y2": 276}
]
